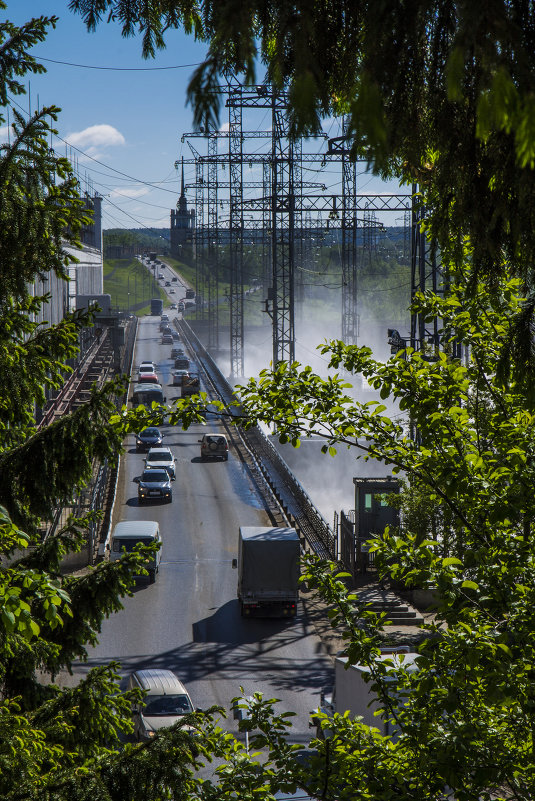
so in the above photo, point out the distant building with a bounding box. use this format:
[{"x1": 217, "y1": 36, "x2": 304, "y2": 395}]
[
  {"x1": 29, "y1": 193, "x2": 104, "y2": 329},
  {"x1": 170, "y1": 158, "x2": 195, "y2": 258}
]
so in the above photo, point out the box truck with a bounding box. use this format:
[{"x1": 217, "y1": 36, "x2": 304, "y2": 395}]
[
  {"x1": 235, "y1": 527, "x2": 300, "y2": 617},
  {"x1": 316, "y1": 649, "x2": 418, "y2": 739},
  {"x1": 151, "y1": 298, "x2": 164, "y2": 315}
]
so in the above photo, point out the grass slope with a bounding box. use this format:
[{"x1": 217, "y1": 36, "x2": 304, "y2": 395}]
[{"x1": 103, "y1": 258, "x2": 167, "y2": 315}]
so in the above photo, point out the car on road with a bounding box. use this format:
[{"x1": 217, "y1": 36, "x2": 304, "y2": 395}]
[
  {"x1": 160, "y1": 320, "x2": 171, "y2": 332},
  {"x1": 137, "y1": 372, "x2": 159, "y2": 385},
  {"x1": 174, "y1": 356, "x2": 189, "y2": 370},
  {"x1": 199, "y1": 433, "x2": 229, "y2": 461},
  {"x1": 172, "y1": 330, "x2": 179, "y2": 340},
  {"x1": 160, "y1": 313, "x2": 169, "y2": 321},
  {"x1": 172, "y1": 276, "x2": 178, "y2": 282},
  {"x1": 135, "y1": 427, "x2": 164, "y2": 452},
  {"x1": 172, "y1": 369, "x2": 189, "y2": 386},
  {"x1": 137, "y1": 469, "x2": 172, "y2": 504},
  {"x1": 178, "y1": 302, "x2": 185, "y2": 312},
  {"x1": 161, "y1": 333, "x2": 173, "y2": 345},
  {"x1": 169, "y1": 288, "x2": 176, "y2": 294},
  {"x1": 171, "y1": 347, "x2": 183, "y2": 358},
  {"x1": 127, "y1": 669, "x2": 194, "y2": 742},
  {"x1": 158, "y1": 273, "x2": 164, "y2": 280},
  {"x1": 110, "y1": 520, "x2": 161, "y2": 583},
  {"x1": 170, "y1": 303, "x2": 177, "y2": 309},
  {"x1": 165, "y1": 281, "x2": 171, "y2": 287},
  {"x1": 131, "y1": 383, "x2": 165, "y2": 407},
  {"x1": 138, "y1": 361, "x2": 155, "y2": 374},
  {"x1": 145, "y1": 447, "x2": 177, "y2": 480}
]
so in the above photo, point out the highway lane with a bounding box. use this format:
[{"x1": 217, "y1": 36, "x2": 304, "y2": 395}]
[{"x1": 83, "y1": 315, "x2": 332, "y2": 743}]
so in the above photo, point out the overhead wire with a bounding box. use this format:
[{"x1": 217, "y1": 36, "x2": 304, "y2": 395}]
[{"x1": 34, "y1": 55, "x2": 203, "y2": 71}]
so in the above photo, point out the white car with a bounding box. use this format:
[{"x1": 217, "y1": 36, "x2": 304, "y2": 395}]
[
  {"x1": 172, "y1": 369, "x2": 189, "y2": 386},
  {"x1": 138, "y1": 361, "x2": 155, "y2": 374},
  {"x1": 145, "y1": 447, "x2": 177, "y2": 480}
]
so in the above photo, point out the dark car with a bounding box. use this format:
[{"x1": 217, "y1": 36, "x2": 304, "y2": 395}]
[
  {"x1": 172, "y1": 330, "x2": 180, "y2": 341},
  {"x1": 175, "y1": 356, "x2": 190, "y2": 370},
  {"x1": 138, "y1": 469, "x2": 172, "y2": 504},
  {"x1": 171, "y1": 347, "x2": 184, "y2": 359},
  {"x1": 135, "y1": 427, "x2": 164, "y2": 453},
  {"x1": 161, "y1": 333, "x2": 174, "y2": 345}
]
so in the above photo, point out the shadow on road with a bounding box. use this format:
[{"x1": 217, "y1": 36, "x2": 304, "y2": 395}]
[{"x1": 82, "y1": 599, "x2": 332, "y2": 696}]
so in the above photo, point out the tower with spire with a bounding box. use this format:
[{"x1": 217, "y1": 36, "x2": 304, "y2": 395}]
[{"x1": 170, "y1": 158, "x2": 195, "y2": 259}]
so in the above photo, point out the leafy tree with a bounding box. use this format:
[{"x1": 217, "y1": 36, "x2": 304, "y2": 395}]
[{"x1": 219, "y1": 261, "x2": 535, "y2": 800}]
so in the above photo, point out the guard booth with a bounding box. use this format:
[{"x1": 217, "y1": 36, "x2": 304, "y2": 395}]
[{"x1": 352, "y1": 477, "x2": 400, "y2": 573}]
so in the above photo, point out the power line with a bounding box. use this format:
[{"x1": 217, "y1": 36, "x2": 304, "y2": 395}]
[
  {"x1": 104, "y1": 195, "x2": 171, "y2": 240},
  {"x1": 34, "y1": 55, "x2": 203, "y2": 72},
  {"x1": 8, "y1": 93, "x2": 183, "y2": 197}
]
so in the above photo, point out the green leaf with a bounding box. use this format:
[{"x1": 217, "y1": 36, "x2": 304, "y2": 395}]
[{"x1": 461, "y1": 581, "x2": 479, "y2": 591}]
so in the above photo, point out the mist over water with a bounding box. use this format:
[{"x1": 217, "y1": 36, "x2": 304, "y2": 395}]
[{"x1": 203, "y1": 303, "x2": 404, "y2": 526}]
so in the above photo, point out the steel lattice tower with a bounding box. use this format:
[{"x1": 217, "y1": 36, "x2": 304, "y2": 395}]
[
  {"x1": 410, "y1": 184, "x2": 442, "y2": 354},
  {"x1": 227, "y1": 80, "x2": 245, "y2": 377},
  {"x1": 271, "y1": 88, "x2": 296, "y2": 366},
  {"x1": 207, "y1": 128, "x2": 219, "y2": 349}
]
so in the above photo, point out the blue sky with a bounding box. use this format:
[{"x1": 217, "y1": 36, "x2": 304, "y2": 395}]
[{"x1": 6, "y1": 2, "x2": 402, "y2": 233}]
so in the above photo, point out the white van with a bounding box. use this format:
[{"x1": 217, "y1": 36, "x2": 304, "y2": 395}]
[{"x1": 110, "y1": 520, "x2": 161, "y2": 582}]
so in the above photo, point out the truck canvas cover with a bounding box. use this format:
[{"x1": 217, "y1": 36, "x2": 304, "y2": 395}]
[{"x1": 238, "y1": 527, "x2": 300, "y2": 598}]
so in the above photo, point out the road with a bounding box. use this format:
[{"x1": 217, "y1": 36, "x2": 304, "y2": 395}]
[{"x1": 83, "y1": 315, "x2": 332, "y2": 744}]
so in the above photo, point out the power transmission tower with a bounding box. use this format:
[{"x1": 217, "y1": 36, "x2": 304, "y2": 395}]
[
  {"x1": 410, "y1": 185, "x2": 442, "y2": 355},
  {"x1": 327, "y1": 121, "x2": 359, "y2": 344},
  {"x1": 207, "y1": 127, "x2": 219, "y2": 349}
]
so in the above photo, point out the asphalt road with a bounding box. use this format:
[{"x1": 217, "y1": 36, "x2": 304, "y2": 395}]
[{"x1": 83, "y1": 315, "x2": 332, "y2": 743}]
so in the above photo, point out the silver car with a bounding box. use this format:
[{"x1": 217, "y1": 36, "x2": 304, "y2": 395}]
[
  {"x1": 199, "y1": 434, "x2": 229, "y2": 461},
  {"x1": 128, "y1": 669, "x2": 194, "y2": 741},
  {"x1": 145, "y1": 447, "x2": 177, "y2": 480}
]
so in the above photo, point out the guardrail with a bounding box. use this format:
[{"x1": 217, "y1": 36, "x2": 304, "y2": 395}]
[{"x1": 178, "y1": 320, "x2": 337, "y2": 562}]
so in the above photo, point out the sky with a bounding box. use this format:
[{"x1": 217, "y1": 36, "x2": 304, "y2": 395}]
[{"x1": 5, "y1": 2, "x2": 403, "y2": 233}]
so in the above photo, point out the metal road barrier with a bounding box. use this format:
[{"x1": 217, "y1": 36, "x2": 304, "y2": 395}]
[{"x1": 177, "y1": 320, "x2": 337, "y2": 562}]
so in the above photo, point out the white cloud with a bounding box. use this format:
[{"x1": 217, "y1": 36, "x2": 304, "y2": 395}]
[
  {"x1": 110, "y1": 187, "x2": 149, "y2": 199},
  {"x1": 64, "y1": 124, "x2": 125, "y2": 157}
]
